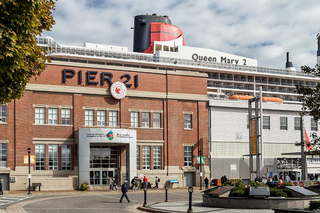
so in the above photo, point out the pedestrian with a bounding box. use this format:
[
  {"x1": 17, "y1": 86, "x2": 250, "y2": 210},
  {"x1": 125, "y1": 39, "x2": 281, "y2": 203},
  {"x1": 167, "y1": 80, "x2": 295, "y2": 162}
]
[
  {"x1": 113, "y1": 178, "x2": 118, "y2": 191},
  {"x1": 285, "y1": 174, "x2": 291, "y2": 182},
  {"x1": 109, "y1": 177, "x2": 113, "y2": 191},
  {"x1": 135, "y1": 176, "x2": 139, "y2": 190},
  {"x1": 0, "y1": 178, "x2": 3, "y2": 195},
  {"x1": 131, "y1": 177, "x2": 136, "y2": 191},
  {"x1": 119, "y1": 180, "x2": 130, "y2": 203},
  {"x1": 155, "y1": 176, "x2": 159, "y2": 189},
  {"x1": 143, "y1": 176, "x2": 148, "y2": 189},
  {"x1": 204, "y1": 177, "x2": 209, "y2": 190}
]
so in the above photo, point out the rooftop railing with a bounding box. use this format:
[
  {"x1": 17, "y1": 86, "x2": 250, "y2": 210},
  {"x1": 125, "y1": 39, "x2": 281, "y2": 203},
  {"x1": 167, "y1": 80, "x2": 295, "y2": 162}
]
[{"x1": 37, "y1": 37, "x2": 315, "y2": 78}]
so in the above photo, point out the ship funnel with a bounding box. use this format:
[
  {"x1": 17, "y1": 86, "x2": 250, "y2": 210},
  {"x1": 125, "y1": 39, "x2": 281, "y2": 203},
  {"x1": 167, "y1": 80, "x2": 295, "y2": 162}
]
[
  {"x1": 317, "y1": 34, "x2": 320, "y2": 65},
  {"x1": 285, "y1": 52, "x2": 296, "y2": 73}
]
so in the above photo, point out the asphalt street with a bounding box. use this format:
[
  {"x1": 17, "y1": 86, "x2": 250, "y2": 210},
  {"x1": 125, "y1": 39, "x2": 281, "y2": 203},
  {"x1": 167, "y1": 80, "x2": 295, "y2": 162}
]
[{"x1": 4, "y1": 188, "x2": 204, "y2": 213}]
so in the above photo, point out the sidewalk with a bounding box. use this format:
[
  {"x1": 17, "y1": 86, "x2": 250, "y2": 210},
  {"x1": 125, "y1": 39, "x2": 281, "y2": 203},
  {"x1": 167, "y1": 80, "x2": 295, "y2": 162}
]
[{"x1": 139, "y1": 201, "x2": 275, "y2": 213}]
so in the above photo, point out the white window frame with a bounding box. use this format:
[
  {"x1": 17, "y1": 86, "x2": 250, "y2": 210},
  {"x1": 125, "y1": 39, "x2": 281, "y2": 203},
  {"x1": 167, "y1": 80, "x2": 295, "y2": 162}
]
[
  {"x1": 61, "y1": 108, "x2": 71, "y2": 125},
  {"x1": 153, "y1": 113, "x2": 161, "y2": 128},
  {"x1": 184, "y1": 114, "x2": 192, "y2": 129},
  {"x1": 0, "y1": 143, "x2": 7, "y2": 168},
  {"x1": 153, "y1": 146, "x2": 162, "y2": 170},
  {"x1": 184, "y1": 146, "x2": 193, "y2": 167},
  {"x1": 85, "y1": 109, "x2": 94, "y2": 126},
  {"x1": 62, "y1": 145, "x2": 71, "y2": 170},
  {"x1": 142, "y1": 146, "x2": 151, "y2": 170},
  {"x1": 136, "y1": 145, "x2": 140, "y2": 170},
  {"x1": 35, "y1": 144, "x2": 45, "y2": 170},
  {"x1": 97, "y1": 110, "x2": 106, "y2": 126},
  {"x1": 131, "y1": 112, "x2": 139, "y2": 127},
  {"x1": 294, "y1": 117, "x2": 301, "y2": 131},
  {"x1": 109, "y1": 111, "x2": 118, "y2": 127},
  {"x1": 263, "y1": 116, "x2": 270, "y2": 130},
  {"x1": 35, "y1": 107, "x2": 45, "y2": 124},
  {"x1": 48, "y1": 108, "x2": 58, "y2": 125},
  {"x1": 48, "y1": 145, "x2": 58, "y2": 170},
  {"x1": 142, "y1": 112, "x2": 150, "y2": 128},
  {"x1": 280, "y1": 117, "x2": 288, "y2": 130},
  {"x1": 311, "y1": 118, "x2": 318, "y2": 131},
  {"x1": 0, "y1": 105, "x2": 6, "y2": 123}
]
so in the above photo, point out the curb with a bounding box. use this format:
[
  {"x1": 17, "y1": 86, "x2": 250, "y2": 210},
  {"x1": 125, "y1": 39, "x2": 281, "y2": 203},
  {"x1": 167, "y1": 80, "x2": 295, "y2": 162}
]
[{"x1": 137, "y1": 202, "x2": 182, "y2": 213}]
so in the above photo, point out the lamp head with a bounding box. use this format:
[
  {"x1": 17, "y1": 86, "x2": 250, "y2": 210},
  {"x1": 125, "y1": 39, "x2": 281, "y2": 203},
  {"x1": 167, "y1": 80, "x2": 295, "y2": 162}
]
[{"x1": 188, "y1": 186, "x2": 193, "y2": 193}]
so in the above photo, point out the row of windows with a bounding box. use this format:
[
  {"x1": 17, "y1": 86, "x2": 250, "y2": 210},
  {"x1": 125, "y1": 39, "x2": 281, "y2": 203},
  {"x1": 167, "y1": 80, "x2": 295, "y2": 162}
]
[
  {"x1": 136, "y1": 145, "x2": 162, "y2": 170},
  {"x1": 2, "y1": 106, "x2": 194, "y2": 130},
  {"x1": 35, "y1": 144, "x2": 72, "y2": 171},
  {"x1": 249, "y1": 116, "x2": 318, "y2": 131}
]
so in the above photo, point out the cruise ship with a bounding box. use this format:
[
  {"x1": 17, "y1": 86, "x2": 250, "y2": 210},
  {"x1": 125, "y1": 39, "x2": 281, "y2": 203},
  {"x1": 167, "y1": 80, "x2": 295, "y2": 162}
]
[{"x1": 35, "y1": 14, "x2": 320, "y2": 184}]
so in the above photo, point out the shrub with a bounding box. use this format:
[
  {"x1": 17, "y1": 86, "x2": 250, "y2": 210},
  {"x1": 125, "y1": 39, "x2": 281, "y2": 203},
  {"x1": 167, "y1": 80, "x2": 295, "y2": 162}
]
[
  {"x1": 310, "y1": 201, "x2": 320, "y2": 211},
  {"x1": 230, "y1": 187, "x2": 249, "y2": 197},
  {"x1": 80, "y1": 181, "x2": 90, "y2": 191},
  {"x1": 270, "y1": 188, "x2": 287, "y2": 197}
]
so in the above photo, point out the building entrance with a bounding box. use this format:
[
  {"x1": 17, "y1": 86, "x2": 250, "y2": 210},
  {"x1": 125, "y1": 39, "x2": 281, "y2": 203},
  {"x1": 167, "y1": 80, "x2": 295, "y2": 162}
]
[
  {"x1": 90, "y1": 169, "x2": 117, "y2": 185},
  {"x1": 90, "y1": 145, "x2": 118, "y2": 185}
]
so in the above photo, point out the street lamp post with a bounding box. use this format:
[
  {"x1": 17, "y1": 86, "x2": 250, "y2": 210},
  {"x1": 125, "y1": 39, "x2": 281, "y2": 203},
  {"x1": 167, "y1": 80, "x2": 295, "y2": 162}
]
[
  {"x1": 143, "y1": 187, "x2": 147, "y2": 207},
  {"x1": 27, "y1": 148, "x2": 31, "y2": 195},
  {"x1": 187, "y1": 186, "x2": 194, "y2": 213},
  {"x1": 199, "y1": 150, "x2": 203, "y2": 190}
]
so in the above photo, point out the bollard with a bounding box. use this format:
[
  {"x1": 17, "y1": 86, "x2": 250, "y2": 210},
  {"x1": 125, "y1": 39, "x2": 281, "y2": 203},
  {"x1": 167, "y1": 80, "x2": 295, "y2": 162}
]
[
  {"x1": 143, "y1": 187, "x2": 147, "y2": 207},
  {"x1": 165, "y1": 186, "x2": 168, "y2": 202},
  {"x1": 187, "y1": 186, "x2": 193, "y2": 213}
]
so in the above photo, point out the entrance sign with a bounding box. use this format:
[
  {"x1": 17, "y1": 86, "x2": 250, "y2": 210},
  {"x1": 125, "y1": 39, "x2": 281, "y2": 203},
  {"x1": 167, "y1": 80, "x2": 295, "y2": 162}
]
[{"x1": 24, "y1": 155, "x2": 35, "y2": 164}]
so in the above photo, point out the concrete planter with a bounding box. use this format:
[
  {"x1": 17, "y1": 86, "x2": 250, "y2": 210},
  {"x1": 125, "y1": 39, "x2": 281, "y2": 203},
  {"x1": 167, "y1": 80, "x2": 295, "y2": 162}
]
[{"x1": 203, "y1": 195, "x2": 320, "y2": 209}]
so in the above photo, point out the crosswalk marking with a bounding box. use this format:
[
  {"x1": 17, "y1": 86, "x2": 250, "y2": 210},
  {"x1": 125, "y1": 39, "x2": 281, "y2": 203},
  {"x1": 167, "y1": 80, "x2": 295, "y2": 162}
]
[{"x1": 0, "y1": 196, "x2": 33, "y2": 206}]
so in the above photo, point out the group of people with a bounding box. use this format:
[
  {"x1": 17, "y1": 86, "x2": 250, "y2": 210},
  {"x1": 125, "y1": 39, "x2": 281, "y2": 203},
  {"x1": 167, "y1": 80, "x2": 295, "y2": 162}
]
[{"x1": 108, "y1": 177, "x2": 118, "y2": 191}]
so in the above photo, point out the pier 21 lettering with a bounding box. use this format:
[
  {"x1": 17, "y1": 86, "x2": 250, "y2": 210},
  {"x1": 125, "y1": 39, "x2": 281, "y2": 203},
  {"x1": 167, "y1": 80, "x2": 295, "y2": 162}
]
[
  {"x1": 192, "y1": 53, "x2": 247, "y2": 65},
  {"x1": 62, "y1": 69, "x2": 139, "y2": 88}
]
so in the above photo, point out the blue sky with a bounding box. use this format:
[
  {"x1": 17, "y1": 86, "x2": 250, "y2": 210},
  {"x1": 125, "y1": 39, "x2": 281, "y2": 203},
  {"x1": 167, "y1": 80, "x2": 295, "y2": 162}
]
[{"x1": 42, "y1": 0, "x2": 320, "y2": 70}]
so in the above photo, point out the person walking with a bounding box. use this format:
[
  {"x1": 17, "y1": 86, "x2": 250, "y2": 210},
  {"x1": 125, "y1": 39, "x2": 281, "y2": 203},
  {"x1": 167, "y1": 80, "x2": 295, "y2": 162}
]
[
  {"x1": 143, "y1": 176, "x2": 148, "y2": 189},
  {"x1": 119, "y1": 180, "x2": 130, "y2": 203},
  {"x1": 131, "y1": 177, "x2": 136, "y2": 191},
  {"x1": 204, "y1": 177, "x2": 209, "y2": 190},
  {"x1": 109, "y1": 177, "x2": 113, "y2": 191},
  {"x1": 113, "y1": 178, "x2": 118, "y2": 191},
  {"x1": 135, "y1": 176, "x2": 139, "y2": 190},
  {"x1": 155, "y1": 176, "x2": 159, "y2": 189}
]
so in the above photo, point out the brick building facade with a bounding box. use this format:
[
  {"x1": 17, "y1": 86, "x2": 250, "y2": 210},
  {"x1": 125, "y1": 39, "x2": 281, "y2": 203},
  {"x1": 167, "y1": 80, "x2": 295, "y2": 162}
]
[{"x1": 0, "y1": 56, "x2": 209, "y2": 190}]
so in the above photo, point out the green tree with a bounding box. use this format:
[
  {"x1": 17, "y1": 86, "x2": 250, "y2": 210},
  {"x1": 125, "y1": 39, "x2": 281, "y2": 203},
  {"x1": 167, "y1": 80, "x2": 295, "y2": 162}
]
[
  {"x1": 296, "y1": 64, "x2": 320, "y2": 146},
  {"x1": 0, "y1": 0, "x2": 56, "y2": 104}
]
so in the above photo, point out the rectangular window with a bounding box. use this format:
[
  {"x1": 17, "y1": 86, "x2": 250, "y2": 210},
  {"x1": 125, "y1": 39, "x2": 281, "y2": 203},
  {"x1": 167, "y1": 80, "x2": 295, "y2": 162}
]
[
  {"x1": 0, "y1": 105, "x2": 6, "y2": 123},
  {"x1": 48, "y1": 145, "x2": 58, "y2": 170},
  {"x1": 35, "y1": 144, "x2": 45, "y2": 170},
  {"x1": 142, "y1": 112, "x2": 150, "y2": 128},
  {"x1": 85, "y1": 109, "x2": 94, "y2": 126},
  {"x1": 184, "y1": 146, "x2": 193, "y2": 167},
  {"x1": 153, "y1": 113, "x2": 161, "y2": 128},
  {"x1": 263, "y1": 116, "x2": 270, "y2": 129},
  {"x1": 142, "y1": 146, "x2": 151, "y2": 170},
  {"x1": 136, "y1": 145, "x2": 140, "y2": 170},
  {"x1": 184, "y1": 114, "x2": 192, "y2": 129},
  {"x1": 35, "y1": 107, "x2": 45, "y2": 124},
  {"x1": 97, "y1": 110, "x2": 106, "y2": 126},
  {"x1": 61, "y1": 109, "x2": 71, "y2": 125},
  {"x1": 280, "y1": 117, "x2": 288, "y2": 130},
  {"x1": 311, "y1": 118, "x2": 318, "y2": 131},
  {"x1": 294, "y1": 117, "x2": 301, "y2": 130},
  {"x1": 62, "y1": 145, "x2": 71, "y2": 170},
  {"x1": 153, "y1": 146, "x2": 162, "y2": 170},
  {"x1": 48, "y1": 108, "x2": 58, "y2": 125},
  {"x1": 131, "y1": 112, "x2": 139, "y2": 127},
  {"x1": 0, "y1": 144, "x2": 7, "y2": 168},
  {"x1": 109, "y1": 111, "x2": 118, "y2": 127}
]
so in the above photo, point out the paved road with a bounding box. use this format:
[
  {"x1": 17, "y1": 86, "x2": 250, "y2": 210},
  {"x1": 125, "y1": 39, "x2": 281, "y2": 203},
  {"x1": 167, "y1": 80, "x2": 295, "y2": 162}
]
[
  {"x1": 1, "y1": 188, "x2": 275, "y2": 213},
  {"x1": 5, "y1": 188, "x2": 204, "y2": 213}
]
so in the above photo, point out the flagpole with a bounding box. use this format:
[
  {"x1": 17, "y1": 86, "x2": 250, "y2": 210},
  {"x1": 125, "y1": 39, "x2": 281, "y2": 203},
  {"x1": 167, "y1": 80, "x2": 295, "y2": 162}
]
[{"x1": 300, "y1": 112, "x2": 307, "y2": 181}]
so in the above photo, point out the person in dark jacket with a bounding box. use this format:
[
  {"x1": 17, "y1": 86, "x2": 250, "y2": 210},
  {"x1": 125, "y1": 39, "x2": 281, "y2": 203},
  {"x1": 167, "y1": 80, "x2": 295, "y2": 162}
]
[
  {"x1": 119, "y1": 180, "x2": 130, "y2": 203},
  {"x1": 204, "y1": 177, "x2": 209, "y2": 189}
]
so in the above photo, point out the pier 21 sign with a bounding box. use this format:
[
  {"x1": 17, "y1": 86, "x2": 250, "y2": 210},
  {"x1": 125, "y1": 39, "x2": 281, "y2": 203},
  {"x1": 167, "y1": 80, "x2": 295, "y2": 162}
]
[{"x1": 62, "y1": 69, "x2": 139, "y2": 88}]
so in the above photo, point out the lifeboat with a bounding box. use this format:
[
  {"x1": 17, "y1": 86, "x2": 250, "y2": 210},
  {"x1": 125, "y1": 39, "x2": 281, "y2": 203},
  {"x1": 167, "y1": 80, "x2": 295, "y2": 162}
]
[
  {"x1": 229, "y1": 95, "x2": 254, "y2": 100},
  {"x1": 262, "y1": 97, "x2": 283, "y2": 102}
]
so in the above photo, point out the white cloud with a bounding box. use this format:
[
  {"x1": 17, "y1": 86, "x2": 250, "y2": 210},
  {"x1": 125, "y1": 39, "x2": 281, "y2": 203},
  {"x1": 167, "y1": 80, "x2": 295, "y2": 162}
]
[{"x1": 42, "y1": 0, "x2": 320, "y2": 70}]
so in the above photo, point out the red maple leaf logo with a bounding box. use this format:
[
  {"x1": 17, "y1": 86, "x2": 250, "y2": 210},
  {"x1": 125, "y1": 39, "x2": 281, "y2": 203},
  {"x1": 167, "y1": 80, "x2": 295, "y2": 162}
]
[{"x1": 115, "y1": 87, "x2": 121, "y2": 94}]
